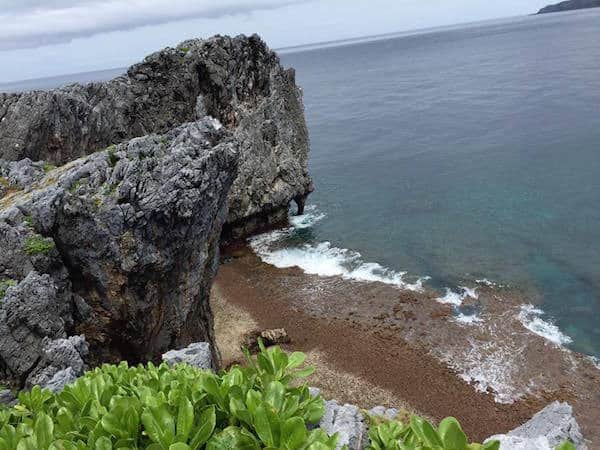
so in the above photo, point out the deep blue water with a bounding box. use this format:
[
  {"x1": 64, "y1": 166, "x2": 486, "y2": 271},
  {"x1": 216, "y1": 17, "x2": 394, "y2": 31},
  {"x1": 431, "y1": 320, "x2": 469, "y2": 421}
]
[{"x1": 280, "y1": 10, "x2": 600, "y2": 358}]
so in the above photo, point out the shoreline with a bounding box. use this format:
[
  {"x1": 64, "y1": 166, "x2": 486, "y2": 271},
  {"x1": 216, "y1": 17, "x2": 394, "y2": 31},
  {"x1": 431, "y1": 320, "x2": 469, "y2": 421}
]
[
  {"x1": 211, "y1": 243, "x2": 600, "y2": 445},
  {"x1": 212, "y1": 245, "x2": 536, "y2": 441}
]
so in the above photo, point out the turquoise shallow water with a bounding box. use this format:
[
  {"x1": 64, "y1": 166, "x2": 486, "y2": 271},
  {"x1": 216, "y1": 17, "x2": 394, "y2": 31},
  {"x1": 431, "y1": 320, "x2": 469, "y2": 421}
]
[{"x1": 280, "y1": 10, "x2": 600, "y2": 358}]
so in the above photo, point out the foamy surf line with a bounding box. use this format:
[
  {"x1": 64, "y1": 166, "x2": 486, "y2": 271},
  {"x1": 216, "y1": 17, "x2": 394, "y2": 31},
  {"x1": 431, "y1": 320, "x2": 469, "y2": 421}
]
[
  {"x1": 517, "y1": 304, "x2": 573, "y2": 346},
  {"x1": 249, "y1": 206, "x2": 428, "y2": 291}
]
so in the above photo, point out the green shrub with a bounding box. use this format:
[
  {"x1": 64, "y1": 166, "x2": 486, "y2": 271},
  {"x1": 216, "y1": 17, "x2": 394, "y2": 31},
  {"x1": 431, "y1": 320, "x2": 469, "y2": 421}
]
[
  {"x1": 0, "y1": 279, "x2": 17, "y2": 300},
  {"x1": 43, "y1": 164, "x2": 56, "y2": 173},
  {"x1": 367, "y1": 416, "x2": 499, "y2": 450},
  {"x1": 23, "y1": 235, "x2": 55, "y2": 256},
  {"x1": 0, "y1": 341, "x2": 578, "y2": 450},
  {"x1": 0, "y1": 341, "x2": 335, "y2": 450},
  {"x1": 366, "y1": 410, "x2": 575, "y2": 450}
]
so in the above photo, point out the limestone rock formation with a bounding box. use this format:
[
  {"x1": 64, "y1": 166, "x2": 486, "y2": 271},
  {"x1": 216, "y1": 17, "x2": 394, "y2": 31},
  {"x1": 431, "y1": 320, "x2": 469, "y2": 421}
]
[
  {"x1": 0, "y1": 35, "x2": 312, "y2": 236},
  {"x1": 486, "y1": 402, "x2": 587, "y2": 450},
  {"x1": 320, "y1": 400, "x2": 368, "y2": 450},
  {"x1": 0, "y1": 118, "x2": 238, "y2": 387}
]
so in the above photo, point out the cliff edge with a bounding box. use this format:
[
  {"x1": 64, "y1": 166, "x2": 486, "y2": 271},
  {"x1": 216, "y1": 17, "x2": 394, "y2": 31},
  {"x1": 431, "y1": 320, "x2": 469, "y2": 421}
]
[{"x1": 0, "y1": 34, "x2": 312, "y2": 237}]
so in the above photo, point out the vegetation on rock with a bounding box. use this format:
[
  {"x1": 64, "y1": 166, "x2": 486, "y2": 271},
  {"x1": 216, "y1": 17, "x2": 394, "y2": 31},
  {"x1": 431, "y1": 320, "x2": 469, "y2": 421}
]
[{"x1": 23, "y1": 235, "x2": 55, "y2": 256}]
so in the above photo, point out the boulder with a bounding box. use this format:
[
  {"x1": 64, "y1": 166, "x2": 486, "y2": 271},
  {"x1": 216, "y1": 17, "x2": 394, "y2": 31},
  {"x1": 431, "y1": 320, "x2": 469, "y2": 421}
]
[
  {"x1": 0, "y1": 389, "x2": 16, "y2": 406},
  {"x1": 0, "y1": 34, "x2": 312, "y2": 236},
  {"x1": 486, "y1": 402, "x2": 587, "y2": 450},
  {"x1": 243, "y1": 327, "x2": 291, "y2": 352},
  {"x1": 162, "y1": 342, "x2": 212, "y2": 370},
  {"x1": 26, "y1": 335, "x2": 88, "y2": 389},
  {"x1": 320, "y1": 400, "x2": 368, "y2": 450},
  {"x1": 40, "y1": 367, "x2": 78, "y2": 393}
]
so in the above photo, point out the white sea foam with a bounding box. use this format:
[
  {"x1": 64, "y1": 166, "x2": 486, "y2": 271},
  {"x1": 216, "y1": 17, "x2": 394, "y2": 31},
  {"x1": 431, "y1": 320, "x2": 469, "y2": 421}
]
[
  {"x1": 517, "y1": 304, "x2": 573, "y2": 346},
  {"x1": 249, "y1": 205, "x2": 427, "y2": 291},
  {"x1": 455, "y1": 312, "x2": 483, "y2": 325},
  {"x1": 435, "y1": 286, "x2": 478, "y2": 306},
  {"x1": 288, "y1": 204, "x2": 326, "y2": 229},
  {"x1": 453, "y1": 339, "x2": 532, "y2": 404}
]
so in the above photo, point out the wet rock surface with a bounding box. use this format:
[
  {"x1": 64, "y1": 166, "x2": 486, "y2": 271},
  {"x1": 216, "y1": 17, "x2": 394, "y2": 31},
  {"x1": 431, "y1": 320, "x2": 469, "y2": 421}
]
[
  {"x1": 0, "y1": 118, "x2": 237, "y2": 386},
  {"x1": 0, "y1": 35, "x2": 312, "y2": 233}
]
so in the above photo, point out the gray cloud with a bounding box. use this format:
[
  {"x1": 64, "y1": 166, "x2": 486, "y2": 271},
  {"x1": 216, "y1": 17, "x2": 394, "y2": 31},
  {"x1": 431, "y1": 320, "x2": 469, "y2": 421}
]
[{"x1": 0, "y1": 0, "x2": 306, "y2": 50}]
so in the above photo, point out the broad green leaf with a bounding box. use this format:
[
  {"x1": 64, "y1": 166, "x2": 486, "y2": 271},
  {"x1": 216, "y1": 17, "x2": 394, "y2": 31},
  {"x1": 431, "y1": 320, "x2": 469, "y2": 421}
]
[
  {"x1": 281, "y1": 416, "x2": 306, "y2": 449},
  {"x1": 189, "y1": 406, "x2": 216, "y2": 450},
  {"x1": 94, "y1": 436, "x2": 113, "y2": 450},
  {"x1": 410, "y1": 416, "x2": 443, "y2": 448},
  {"x1": 286, "y1": 352, "x2": 306, "y2": 369},
  {"x1": 206, "y1": 426, "x2": 260, "y2": 450},
  {"x1": 169, "y1": 444, "x2": 190, "y2": 450},
  {"x1": 176, "y1": 398, "x2": 193, "y2": 442},
  {"x1": 34, "y1": 413, "x2": 55, "y2": 449},
  {"x1": 438, "y1": 417, "x2": 467, "y2": 449},
  {"x1": 141, "y1": 403, "x2": 175, "y2": 448}
]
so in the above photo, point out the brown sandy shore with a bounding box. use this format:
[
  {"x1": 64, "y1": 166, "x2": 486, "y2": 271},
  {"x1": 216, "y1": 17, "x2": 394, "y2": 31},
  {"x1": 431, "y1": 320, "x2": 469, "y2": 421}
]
[{"x1": 210, "y1": 244, "x2": 600, "y2": 446}]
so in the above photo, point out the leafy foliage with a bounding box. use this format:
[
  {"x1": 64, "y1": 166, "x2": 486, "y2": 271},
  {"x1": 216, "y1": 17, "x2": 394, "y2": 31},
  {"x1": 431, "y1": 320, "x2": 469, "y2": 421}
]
[
  {"x1": 23, "y1": 235, "x2": 55, "y2": 256},
  {"x1": 0, "y1": 341, "x2": 580, "y2": 450},
  {"x1": 0, "y1": 342, "x2": 335, "y2": 450},
  {"x1": 0, "y1": 279, "x2": 17, "y2": 300},
  {"x1": 366, "y1": 415, "x2": 576, "y2": 450}
]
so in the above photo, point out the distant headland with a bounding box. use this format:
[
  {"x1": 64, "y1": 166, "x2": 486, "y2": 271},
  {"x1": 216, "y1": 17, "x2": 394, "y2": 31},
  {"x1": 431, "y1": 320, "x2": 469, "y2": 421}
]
[{"x1": 537, "y1": 0, "x2": 600, "y2": 14}]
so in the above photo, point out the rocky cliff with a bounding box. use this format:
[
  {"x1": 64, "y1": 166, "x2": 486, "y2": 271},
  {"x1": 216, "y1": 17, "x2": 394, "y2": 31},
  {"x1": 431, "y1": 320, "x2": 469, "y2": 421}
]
[
  {"x1": 537, "y1": 0, "x2": 600, "y2": 13},
  {"x1": 0, "y1": 118, "x2": 237, "y2": 387},
  {"x1": 0, "y1": 35, "x2": 312, "y2": 237}
]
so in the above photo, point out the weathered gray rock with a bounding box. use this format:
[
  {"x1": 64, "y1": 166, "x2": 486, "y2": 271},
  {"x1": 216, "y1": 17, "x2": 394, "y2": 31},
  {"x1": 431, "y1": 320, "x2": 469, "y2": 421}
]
[
  {"x1": 369, "y1": 406, "x2": 400, "y2": 421},
  {"x1": 0, "y1": 35, "x2": 312, "y2": 236},
  {"x1": 0, "y1": 118, "x2": 238, "y2": 386},
  {"x1": 162, "y1": 342, "x2": 212, "y2": 370},
  {"x1": 320, "y1": 400, "x2": 368, "y2": 450},
  {"x1": 0, "y1": 389, "x2": 16, "y2": 406},
  {"x1": 26, "y1": 335, "x2": 88, "y2": 389},
  {"x1": 486, "y1": 402, "x2": 587, "y2": 450},
  {"x1": 0, "y1": 271, "x2": 72, "y2": 382},
  {"x1": 40, "y1": 367, "x2": 78, "y2": 393}
]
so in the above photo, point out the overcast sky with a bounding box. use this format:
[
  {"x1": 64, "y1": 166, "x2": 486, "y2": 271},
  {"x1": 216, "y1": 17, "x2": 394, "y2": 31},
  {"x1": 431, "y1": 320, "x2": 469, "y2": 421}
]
[{"x1": 1, "y1": 0, "x2": 551, "y2": 83}]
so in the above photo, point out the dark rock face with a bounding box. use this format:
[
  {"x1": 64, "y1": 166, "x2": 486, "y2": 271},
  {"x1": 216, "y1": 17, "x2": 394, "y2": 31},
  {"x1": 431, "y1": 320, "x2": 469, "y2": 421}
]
[
  {"x1": 0, "y1": 119, "x2": 238, "y2": 386},
  {"x1": 537, "y1": 0, "x2": 600, "y2": 13},
  {"x1": 0, "y1": 35, "x2": 312, "y2": 234}
]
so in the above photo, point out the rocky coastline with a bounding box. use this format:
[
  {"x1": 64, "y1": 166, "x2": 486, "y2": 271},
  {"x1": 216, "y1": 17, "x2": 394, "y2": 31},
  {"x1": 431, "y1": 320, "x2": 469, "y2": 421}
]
[{"x1": 0, "y1": 35, "x2": 591, "y2": 449}]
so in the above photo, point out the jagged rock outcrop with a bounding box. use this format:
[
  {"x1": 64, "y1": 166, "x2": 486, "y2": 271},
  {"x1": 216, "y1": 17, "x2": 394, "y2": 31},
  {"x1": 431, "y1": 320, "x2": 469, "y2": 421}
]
[
  {"x1": 486, "y1": 402, "x2": 587, "y2": 450},
  {"x1": 0, "y1": 118, "x2": 238, "y2": 387},
  {"x1": 0, "y1": 35, "x2": 312, "y2": 236},
  {"x1": 537, "y1": 0, "x2": 600, "y2": 14}
]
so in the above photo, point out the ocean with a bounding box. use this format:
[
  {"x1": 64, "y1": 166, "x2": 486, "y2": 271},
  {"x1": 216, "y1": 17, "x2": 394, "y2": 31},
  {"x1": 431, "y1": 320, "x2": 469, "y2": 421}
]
[
  {"x1": 2, "y1": 9, "x2": 600, "y2": 361},
  {"x1": 275, "y1": 9, "x2": 600, "y2": 359}
]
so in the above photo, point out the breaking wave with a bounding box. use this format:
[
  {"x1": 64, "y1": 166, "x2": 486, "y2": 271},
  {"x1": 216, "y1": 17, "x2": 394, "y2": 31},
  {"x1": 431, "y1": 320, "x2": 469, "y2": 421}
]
[
  {"x1": 249, "y1": 205, "x2": 428, "y2": 291},
  {"x1": 517, "y1": 304, "x2": 573, "y2": 346}
]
